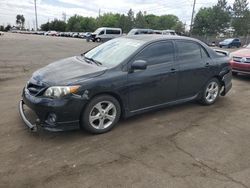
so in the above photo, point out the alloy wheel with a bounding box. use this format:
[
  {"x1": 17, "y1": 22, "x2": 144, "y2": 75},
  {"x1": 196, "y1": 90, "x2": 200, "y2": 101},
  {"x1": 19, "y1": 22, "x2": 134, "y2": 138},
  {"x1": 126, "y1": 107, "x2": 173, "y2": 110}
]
[
  {"x1": 205, "y1": 81, "x2": 219, "y2": 103},
  {"x1": 89, "y1": 101, "x2": 117, "y2": 130}
]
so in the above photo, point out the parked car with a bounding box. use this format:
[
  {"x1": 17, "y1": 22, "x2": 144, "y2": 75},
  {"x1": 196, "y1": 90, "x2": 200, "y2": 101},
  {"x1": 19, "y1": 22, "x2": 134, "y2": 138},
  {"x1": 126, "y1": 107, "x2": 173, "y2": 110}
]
[
  {"x1": 90, "y1": 27, "x2": 122, "y2": 42},
  {"x1": 162, "y1": 30, "x2": 177, "y2": 35},
  {"x1": 219, "y1": 38, "x2": 241, "y2": 48},
  {"x1": 19, "y1": 35, "x2": 232, "y2": 134},
  {"x1": 230, "y1": 43, "x2": 250, "y2": 75},
  {"x1": 127, "y1": 28, "x2": 154, "y2": 35},
  {"x1": 44, "y1": 31, "x2": 58, "y2": 36},
  {"x1": 153, "y1": 30, "x2": 177, "y2": 35},
  {"x1": 72, "y1": 32, "x2": 79, "y2": 38},
  {"x1": 0, "y1": 31, "x2": 4, "y2": 36}
]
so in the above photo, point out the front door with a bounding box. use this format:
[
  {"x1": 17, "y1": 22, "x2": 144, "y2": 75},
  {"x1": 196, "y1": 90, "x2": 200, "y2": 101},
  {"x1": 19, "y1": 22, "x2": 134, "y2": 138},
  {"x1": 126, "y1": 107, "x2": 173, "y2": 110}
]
[{"x1": 127, "y1": 41, "x2": 178, "y2": 112}]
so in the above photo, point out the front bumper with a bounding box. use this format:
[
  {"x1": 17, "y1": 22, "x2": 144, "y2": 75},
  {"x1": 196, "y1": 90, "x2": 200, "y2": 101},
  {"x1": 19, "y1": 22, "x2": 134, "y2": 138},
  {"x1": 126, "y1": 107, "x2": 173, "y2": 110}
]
[
  {"x1": 19, "y1": 88, "x2": 87, "y2": 131},
  {"x1": 230, "y1": 61, "x2": 250, "y2": 75},
  {"x1": 19, "y1": 100, "x2": 38, "y2": 132}
]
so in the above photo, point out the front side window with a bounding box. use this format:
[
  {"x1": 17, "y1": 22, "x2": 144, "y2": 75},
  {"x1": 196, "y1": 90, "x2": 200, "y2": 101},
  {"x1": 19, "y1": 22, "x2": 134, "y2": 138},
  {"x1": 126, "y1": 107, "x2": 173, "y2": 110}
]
[
  {"x1": 135, "y1": 41, "x2": 174, "y2": 65},
  {"x1": 99, "y1": 30, "x2": 104, "y2": 35}
]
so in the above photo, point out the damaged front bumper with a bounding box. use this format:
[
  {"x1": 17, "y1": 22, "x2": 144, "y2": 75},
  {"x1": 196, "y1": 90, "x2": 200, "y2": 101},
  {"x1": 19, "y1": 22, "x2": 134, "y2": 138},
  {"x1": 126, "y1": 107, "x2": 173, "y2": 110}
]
[
  {"x1": 19, "y1": 87, "x2": 88, "y2": 132},
  {"x1": 19, "y1": 100, "x2": 38, "y2": 132}
]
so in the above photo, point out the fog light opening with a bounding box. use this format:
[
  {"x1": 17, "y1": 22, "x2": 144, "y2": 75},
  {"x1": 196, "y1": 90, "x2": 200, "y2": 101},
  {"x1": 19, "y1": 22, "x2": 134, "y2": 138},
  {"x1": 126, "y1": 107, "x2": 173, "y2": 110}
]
[{"x1": 46, "y1": 113, "x2": 57, "y2": 125}]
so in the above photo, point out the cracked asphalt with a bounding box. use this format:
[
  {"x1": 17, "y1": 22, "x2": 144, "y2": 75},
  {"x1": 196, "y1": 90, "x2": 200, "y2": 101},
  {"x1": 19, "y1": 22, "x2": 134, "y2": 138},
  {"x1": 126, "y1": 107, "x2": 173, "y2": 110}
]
[{"x1": 0, "y1": 33, "x2": 250, "y2": 188}]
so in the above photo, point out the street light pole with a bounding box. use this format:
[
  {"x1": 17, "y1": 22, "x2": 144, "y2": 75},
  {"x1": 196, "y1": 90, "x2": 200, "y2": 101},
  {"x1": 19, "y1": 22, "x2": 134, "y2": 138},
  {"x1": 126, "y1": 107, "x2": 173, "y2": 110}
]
[{"x1": 34, "y1": 0, "x2": 38, "y2": 30}]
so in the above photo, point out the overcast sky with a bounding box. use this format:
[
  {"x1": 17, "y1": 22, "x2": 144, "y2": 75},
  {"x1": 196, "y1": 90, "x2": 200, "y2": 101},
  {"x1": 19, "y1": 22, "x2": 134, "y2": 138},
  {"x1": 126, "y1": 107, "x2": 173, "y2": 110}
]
[{"x1": 0, "y1": 0, "x2": 237, "y2": 30}]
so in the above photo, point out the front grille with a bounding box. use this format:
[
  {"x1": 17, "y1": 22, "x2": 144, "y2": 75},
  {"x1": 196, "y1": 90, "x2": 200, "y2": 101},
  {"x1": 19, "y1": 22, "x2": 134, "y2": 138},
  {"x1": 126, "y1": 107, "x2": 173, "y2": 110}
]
[
  {"x1": 26, "y1": 80, "x2": 47, "y2": 96},
  {"x1": 233, "y1": 56, "x2": 250, "y2": 63}
]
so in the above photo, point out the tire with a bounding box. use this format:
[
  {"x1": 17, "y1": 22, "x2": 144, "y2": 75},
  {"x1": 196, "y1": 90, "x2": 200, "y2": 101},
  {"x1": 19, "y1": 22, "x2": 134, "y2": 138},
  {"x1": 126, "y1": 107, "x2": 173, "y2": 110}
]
[
  {"x1": 199, "y1": 78, "x2": 221, "y2": 105},
  {"x1": 81, "y1": 95, "x2": 121, "y2": 134},
  {"x1": 96, "y1": 38, "x2": 101, "y2": 42}
]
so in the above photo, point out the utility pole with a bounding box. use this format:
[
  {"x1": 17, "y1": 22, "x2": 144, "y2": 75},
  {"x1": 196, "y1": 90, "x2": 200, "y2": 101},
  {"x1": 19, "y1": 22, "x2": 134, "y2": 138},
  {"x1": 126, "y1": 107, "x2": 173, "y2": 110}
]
[
  {"x1": 190, "y1": 0, "x2": 196, "y2": 35},
  {"x1": 98, "y1": 9, "x2": 101, "y2": 18},
  {"x1": 34, "y1": 0, "x2": 38, "y2": 30}
]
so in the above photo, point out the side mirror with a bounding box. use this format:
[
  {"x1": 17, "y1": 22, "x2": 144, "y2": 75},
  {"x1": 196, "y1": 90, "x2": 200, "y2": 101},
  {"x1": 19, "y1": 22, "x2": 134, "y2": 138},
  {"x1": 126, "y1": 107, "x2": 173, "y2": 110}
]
[{"x1": 131, "y1": 60, "x2": 147, "y2": 71}]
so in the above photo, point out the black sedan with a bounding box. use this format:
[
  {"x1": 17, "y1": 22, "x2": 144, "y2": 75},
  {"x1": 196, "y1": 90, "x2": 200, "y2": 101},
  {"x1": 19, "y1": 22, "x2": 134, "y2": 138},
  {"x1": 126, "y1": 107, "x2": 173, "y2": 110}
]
[{"x1": 19, "y1": 35, "x2": 232, "y2": 134}]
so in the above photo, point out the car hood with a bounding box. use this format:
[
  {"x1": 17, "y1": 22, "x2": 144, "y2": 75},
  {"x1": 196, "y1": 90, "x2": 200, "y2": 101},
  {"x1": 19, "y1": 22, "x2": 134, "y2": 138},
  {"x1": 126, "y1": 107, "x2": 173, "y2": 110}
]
[
  {"x1": 32, "y1": 56, "x2": 107, "y2": 85},
  {"x1": 231, "y1": 48, "x2": 250, "y2": 57}
]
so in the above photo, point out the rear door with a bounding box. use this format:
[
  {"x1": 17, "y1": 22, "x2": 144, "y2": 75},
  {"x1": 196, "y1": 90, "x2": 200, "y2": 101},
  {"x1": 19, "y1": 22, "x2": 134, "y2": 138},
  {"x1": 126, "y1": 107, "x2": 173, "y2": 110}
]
[
  {"x1": 175, "y1": 40, "x2": 214, "y2": 99},
  {"x1": 128, "y1": 41, "x2": 178, "y2": 111}
]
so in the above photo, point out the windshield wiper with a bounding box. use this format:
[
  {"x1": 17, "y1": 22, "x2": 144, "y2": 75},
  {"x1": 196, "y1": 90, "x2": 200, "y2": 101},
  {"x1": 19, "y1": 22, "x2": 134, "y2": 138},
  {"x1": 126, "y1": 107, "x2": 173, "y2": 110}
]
[{"x1": 83, "y1": 55, "x2": 102, "y2": 66}]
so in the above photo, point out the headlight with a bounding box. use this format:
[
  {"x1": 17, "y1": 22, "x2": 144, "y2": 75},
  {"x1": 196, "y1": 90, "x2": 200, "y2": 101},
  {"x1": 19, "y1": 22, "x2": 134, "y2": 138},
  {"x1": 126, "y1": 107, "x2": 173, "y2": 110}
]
[{"x1": 44, "y1": 85, "x2": 80, "y2": 98}]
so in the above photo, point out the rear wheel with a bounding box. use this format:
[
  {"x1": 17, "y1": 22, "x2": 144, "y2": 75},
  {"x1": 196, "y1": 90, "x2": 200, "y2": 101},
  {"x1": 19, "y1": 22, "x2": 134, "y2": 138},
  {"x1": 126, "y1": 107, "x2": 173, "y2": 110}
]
[
  {"x1": 81, "y1": 95, "x2": 121, "y2": 134},
  {"x1": 199, "y1": 78, "x2": 221, "y2": 105}
]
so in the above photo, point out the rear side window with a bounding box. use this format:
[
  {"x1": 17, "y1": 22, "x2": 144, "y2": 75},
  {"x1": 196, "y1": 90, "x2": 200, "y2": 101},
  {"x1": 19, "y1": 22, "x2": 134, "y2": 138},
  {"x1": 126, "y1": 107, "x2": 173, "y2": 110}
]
[
  {"x1": 106, "y1": 29, "x2": 120, "y2": 35},
  {"x1": 135, "y1": 41, "x2": 174, "y2": 66},
  {"x1": 176, "y1": 41, "x2": 202, "y2": 61}
]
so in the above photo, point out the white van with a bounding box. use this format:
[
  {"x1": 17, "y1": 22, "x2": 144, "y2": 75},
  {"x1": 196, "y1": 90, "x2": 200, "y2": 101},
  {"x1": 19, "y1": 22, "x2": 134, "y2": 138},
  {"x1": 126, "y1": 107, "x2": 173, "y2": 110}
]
[{"x1": 91, "y1": 27, "x2": 122, "y2": 42}]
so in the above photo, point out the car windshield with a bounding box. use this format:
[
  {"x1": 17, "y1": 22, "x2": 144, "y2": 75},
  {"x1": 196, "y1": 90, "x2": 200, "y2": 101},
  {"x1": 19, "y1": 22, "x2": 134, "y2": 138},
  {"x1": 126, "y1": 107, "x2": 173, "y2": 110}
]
[
  {"x1": 127, "y1": 29, "x2": 137, "y2": 35},
  {"x1": 93, "y1": 28, "x2": 103, "y2": 34},
  {"x1": 84, "y1": 38, "x2": 144, "y2": 67}
]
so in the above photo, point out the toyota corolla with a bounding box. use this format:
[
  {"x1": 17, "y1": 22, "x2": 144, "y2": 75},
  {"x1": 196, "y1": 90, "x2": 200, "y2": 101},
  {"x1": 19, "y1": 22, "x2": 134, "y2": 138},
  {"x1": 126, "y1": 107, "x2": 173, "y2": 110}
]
[{"x1": 19, "y1": 35, "x2": 232, "y2": 134}]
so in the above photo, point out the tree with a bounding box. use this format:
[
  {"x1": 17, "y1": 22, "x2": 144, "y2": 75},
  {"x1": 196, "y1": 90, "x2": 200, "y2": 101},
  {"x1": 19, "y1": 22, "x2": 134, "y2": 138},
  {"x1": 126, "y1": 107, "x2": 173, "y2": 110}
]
[
  {"x1": 126, "y1": 9, "x2": 134, "y2": 31},
  {"x1": 192, "y1": 0, "x2": 231, "y2": 36},
  {"x1": 49, "y1": 19, "x2": 66, "y2": 31},
  {"x1": 5, "y1": 24, "x2": 11, "y2": 31},
  {"x1": 67, "y1": 15, "x2": 84, "y2": 31},
  {"x1": 16, "y1": 14, "x2": 25, "y2": 29},
  {"x1": 0, "y1": 25, "x2": 4, "y2": 31},
  {"x1": 40, "y1": 22, "x2": 50, "y2": 31},
  {"x1": 145, "y1": 14, "x2": 159, "y2": 29},
  {"x1": 134, "y1": 11, "x2": 147, "y2": 28},
  {"x1": 232, "y1": 0, "x2": 250, "y2": 36}
]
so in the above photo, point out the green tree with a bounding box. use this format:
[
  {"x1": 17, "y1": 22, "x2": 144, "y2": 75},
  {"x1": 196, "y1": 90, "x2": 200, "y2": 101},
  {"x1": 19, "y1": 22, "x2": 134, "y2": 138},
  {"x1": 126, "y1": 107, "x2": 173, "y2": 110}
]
[
  {"x1": 40, "y1": 22, "x2": 50, "y2": 31},
  {"x1": 134, "y1": 11, "x2": 147, "y2": 28},
  {"x1": 5, "y1": 24, "x2": 11, "y2": 31},
  {"x1": 232, "y1": 0, "x2": 250, "y2": 36},
  {"x1": 67, "y1": 15, "x2": 83, "y2": 31},
  {"x1": 0, "y1": 25, "x2": 4, "y2": 31},
  {"x1": 126, "y1": 9, "x2": 135, "y2": 30},
  {"x1": 16, "y1": 14, "x2": 25, "y2": 29},
  {"x1": 144, "y1": 14, "x2": 159, "y2": 29},
  {"x1": 192, "y1": 0, "x2": 231, "y2": 36},
  {"x1": 49, "y1": 19, "x2": 66, "y2": 31}
]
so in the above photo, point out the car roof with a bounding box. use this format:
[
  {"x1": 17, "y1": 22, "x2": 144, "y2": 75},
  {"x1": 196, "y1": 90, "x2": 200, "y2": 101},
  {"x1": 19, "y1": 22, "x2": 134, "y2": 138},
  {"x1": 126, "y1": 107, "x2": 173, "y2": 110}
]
[{"x1": 123, "y1": 34, "x2": 200, "y2": 43}]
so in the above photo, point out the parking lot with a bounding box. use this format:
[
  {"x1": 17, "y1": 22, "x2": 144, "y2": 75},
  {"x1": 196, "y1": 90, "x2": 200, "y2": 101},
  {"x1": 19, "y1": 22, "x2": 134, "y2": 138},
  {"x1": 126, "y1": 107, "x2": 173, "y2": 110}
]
[{"x1": 0, "y1": 33, "x2": 250, "y2": 188}]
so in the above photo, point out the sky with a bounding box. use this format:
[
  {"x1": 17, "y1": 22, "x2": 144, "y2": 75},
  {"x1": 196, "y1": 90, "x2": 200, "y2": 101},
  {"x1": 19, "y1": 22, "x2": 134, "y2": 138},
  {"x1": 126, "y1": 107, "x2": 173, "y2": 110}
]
[{"x1": 0, "y1": 0, "x2": 237, "y2": 30}]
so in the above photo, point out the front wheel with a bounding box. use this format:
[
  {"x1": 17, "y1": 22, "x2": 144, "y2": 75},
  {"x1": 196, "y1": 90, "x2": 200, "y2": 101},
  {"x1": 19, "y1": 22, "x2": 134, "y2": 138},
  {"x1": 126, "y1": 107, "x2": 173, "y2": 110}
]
[
  {"x1": 199, "y1": 78, "x2": 221, "y2": 105},
  {"x1": 81, "y1": 95, "x2": 121, "y2": 134}
]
